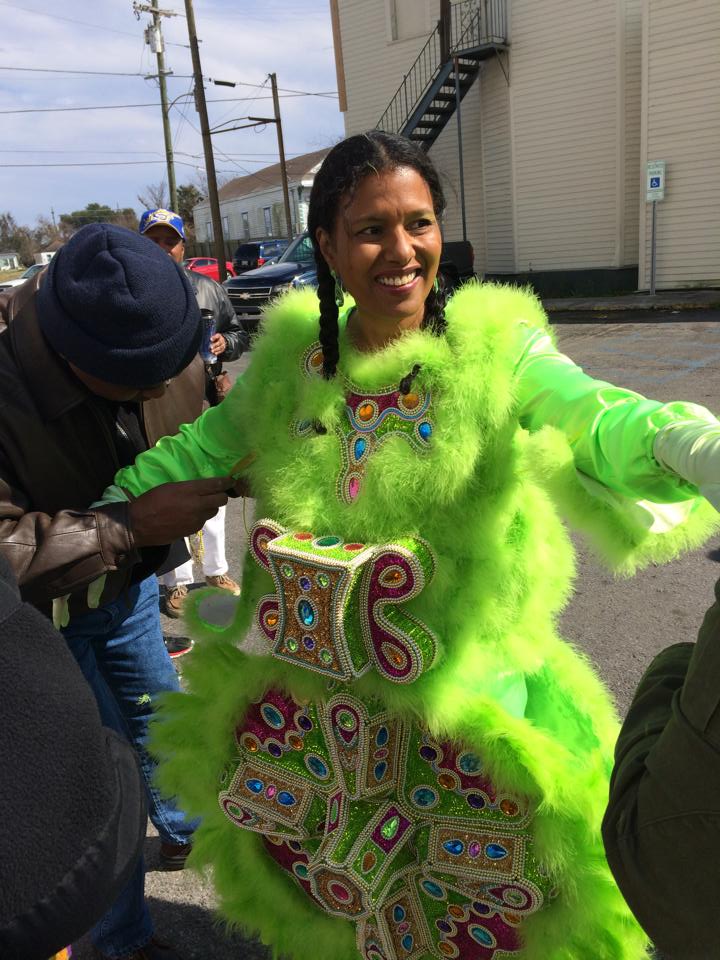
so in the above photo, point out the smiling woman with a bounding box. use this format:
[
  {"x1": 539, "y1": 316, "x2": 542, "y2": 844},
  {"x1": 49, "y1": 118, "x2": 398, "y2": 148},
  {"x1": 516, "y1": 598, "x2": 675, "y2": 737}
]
[
  {"x1": 315, "y1": 165, "x2": 442, "y2": 352},
  {"x1": 107, "y1": 131, "x2": 720, "y2": 960}
]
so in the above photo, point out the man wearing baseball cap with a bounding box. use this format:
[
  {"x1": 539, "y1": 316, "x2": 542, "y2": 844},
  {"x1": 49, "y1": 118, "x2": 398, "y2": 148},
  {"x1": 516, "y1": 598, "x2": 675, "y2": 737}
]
[
  {"x1": 0, "y1": 222, "x2": 234, "y2": 959},
  {"x1": 139, "y1": 208, "x2": 247, "y2": 617}
]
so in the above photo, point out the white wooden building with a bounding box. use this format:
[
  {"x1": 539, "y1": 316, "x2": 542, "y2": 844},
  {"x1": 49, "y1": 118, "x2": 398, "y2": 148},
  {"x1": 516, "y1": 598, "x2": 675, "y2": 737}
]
[
  {"x1": 0, "y1": 252, "x2": 21, "y2": 272},
  {"x1": 192, "y1": 149, "x2": 329, "y2": 250},
  {"x1": 330, "y1": 0, "x2": 720, "y2": 292}
]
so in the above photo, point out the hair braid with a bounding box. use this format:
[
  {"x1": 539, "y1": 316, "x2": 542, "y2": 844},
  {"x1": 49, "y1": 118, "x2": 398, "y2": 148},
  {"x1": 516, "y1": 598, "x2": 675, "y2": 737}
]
[
  {"x1": 314, "y1": 252, "x2": 340, "y2": 379},
  {"x1": 422, "y1": 274, "x2": 449, "y2": 337}
]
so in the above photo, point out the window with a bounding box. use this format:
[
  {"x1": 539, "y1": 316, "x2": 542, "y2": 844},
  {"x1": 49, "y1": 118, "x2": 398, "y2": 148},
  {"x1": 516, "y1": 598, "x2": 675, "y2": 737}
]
[
  {"x1": 206, "y1": 221, "x2": 213, "y2": 242},
  {"x1": 222, "y1": 216, "x2": 229, "y2": 238},
  {"x1": 386, "y1": 0, "x2": 430, "y2": 41},
  {"x1": 263, "y1": 206, "x2": 273, "y2": 236},
  {"x1": 242, "y1": 211, "x2": 250, "y2": 239}
]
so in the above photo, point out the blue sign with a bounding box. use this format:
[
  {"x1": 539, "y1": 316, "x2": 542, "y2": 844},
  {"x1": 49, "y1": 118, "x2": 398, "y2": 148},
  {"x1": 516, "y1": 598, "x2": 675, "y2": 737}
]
[{"x1": 650, "y1": 176, "x2": 661, "y2": 188}]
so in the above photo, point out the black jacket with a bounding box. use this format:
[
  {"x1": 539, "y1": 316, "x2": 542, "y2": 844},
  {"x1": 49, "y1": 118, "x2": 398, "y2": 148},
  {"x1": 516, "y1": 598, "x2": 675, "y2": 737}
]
[
  {"x1": 0, "y1": 276, "x2": 205, "y2": 618},
  {"x1": 0, "y1": 554, "x2": 145, "y2": 960},
  {"x1": 603, "y1": 576, "x2": 720, "y2": 960},
  {"x1": 183, "y1": 268, "x2": 248, "y2": 362}
]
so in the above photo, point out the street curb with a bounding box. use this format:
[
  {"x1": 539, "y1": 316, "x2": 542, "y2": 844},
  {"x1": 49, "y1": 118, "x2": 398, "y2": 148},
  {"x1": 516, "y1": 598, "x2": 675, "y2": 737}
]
[{"x1": 543, "y1": 298, "x2": 720, "y2": 314}]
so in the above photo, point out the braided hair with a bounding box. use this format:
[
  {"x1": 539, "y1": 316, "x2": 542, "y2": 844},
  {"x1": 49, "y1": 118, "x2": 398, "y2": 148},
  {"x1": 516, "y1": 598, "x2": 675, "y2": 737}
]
[{"x1": 307, "y1": 131, "x2": 448, "y2": 379}]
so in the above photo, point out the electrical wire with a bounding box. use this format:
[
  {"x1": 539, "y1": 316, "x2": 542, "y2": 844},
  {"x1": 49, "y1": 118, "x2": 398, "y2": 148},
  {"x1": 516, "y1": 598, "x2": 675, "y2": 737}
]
[
  {"x1": 0, "y1": 66, "x2": 338, "y2": 97},
  {"x1": 0, "y1": 93, "x2": 319, "y2": 115},
  {"x1": 0, "y1": 0, "x2": 190, "y2": 45},
  {"x1": 0, "y1": 159, "x2": 239, "y2": 171}
]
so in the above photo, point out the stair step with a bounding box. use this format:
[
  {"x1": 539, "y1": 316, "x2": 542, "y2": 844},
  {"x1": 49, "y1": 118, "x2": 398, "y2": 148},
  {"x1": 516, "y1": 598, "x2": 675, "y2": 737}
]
[
  {"x1": 439, "y1": 79, "x2": 474, "y2": 93},
  {"x1": 409, "y1": 132, "x2": 435, "y2": 141},
  {"x1": 453, "y1": 64, "x2": 480, "y2": 77},
  {"x1": 415, "y1": 120, "x2": 445, "y2": 130}
]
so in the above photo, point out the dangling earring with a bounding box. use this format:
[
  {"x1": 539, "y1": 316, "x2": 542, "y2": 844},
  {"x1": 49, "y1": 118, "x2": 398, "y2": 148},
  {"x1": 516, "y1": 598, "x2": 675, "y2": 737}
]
[
  {"x1": 330, "y1": 269, "x2": 345, "y2": 307},
  {"x1": 433, "y1": 277, "x2": 440, "y2": 294}
]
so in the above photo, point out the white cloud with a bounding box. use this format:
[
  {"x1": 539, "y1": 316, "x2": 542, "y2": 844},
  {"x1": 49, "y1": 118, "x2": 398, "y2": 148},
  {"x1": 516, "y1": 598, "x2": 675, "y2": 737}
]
[{"x1": 0, "y1": 0, "x2": 344, "y2": 226}]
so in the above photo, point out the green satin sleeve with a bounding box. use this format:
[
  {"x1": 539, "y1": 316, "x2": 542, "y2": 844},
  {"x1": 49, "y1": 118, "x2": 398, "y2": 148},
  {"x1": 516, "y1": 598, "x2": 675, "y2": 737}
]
[
  {"x1": 514, "y1": 324, "x2": 711, "y2": 503},
  {"x1": 114, "y1": 373, "x2": 252, "y2": 497}
]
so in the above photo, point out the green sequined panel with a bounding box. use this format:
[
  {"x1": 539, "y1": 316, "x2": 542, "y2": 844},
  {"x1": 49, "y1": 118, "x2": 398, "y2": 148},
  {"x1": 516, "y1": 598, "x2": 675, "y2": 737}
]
[
  {"x1": 249, "y1": 520, "x2": 438, "y2": 684},
  {"x1": 219, "y1": 690, "x2": 556, "y2": 960}
]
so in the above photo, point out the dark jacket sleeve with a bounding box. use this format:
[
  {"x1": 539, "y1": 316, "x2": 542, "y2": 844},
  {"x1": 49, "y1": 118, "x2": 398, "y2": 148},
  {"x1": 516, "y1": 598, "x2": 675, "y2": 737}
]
[
  {"x1": 602, "y1": 579, "x2": 720, "y2": 960},
  {"x1": 0, "y1": 454, "x2": 139, "y2": 605},
  {"x1": 186, "y1": 270, "x2": 248, "y2": 362}
]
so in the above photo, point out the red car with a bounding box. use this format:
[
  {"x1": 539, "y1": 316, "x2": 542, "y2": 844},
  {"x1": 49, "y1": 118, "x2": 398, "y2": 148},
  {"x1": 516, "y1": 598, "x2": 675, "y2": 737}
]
[{"x1": 183, "y1": 257, "x2": 236, "y2": 282}]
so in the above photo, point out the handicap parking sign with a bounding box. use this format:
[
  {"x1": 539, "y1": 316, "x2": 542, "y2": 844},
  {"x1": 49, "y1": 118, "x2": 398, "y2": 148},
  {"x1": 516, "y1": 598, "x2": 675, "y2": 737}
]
[{"x1": 646, "y1": 161, "x2": 666, "y2": 201}]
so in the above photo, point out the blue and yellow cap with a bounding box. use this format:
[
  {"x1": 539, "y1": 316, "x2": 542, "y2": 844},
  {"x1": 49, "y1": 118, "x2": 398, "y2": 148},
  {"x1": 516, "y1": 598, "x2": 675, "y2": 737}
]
[{"x1": 139, "y1": 207, "x2": 185, "y2": 241}]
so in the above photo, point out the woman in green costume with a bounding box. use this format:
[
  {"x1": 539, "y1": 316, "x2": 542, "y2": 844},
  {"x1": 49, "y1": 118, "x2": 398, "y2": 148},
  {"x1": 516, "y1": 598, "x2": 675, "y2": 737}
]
[{"x1": 111, "y1": 132, "x2": 720, "y2": 959}]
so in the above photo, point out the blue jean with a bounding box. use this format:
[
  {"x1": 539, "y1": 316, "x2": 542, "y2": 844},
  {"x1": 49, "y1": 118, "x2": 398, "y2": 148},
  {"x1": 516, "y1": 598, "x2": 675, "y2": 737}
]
[{"x1": 62, "y1": 576, "x2": 196, "y2": 956}]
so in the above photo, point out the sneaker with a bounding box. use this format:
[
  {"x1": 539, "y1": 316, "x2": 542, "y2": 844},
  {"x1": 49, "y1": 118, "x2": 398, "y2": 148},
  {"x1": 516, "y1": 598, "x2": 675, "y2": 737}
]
[
  {"x1": 164, "y1": 584, "x2": 188, "y2": 618},
  {"x1": 205, "y1": 573, "x2": 241, "y2": 595},
  {"x1": 163, "y1": 636, "x2": 193, "y2": 659},
  {"x1": 94, "y1": 935, "x2": 183, "y2": 960},
  {"x1": 159, "y1": 841, "x2": 192, "y2": 871}
]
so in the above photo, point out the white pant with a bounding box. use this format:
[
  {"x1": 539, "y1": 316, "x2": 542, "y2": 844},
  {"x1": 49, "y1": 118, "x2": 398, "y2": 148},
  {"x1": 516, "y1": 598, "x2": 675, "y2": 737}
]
[{"x1": 158, "y1": 505, "x2": 228, "y2": 588}]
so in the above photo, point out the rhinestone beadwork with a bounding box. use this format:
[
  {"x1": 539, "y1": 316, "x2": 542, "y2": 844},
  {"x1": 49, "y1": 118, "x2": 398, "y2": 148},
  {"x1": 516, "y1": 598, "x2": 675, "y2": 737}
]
[
  {"x1": 381, "y1": 815, "x2": 400, "y2": 840},
  {"x1": 222, "y1": 685, "x2": 552, "y2": 959}
]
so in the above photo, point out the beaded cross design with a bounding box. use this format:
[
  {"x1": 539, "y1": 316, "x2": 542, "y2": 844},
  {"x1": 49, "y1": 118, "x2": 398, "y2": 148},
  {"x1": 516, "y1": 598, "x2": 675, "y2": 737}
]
[
  {"x1": 250, "y1": 519, "x2": 438, "y2": 684},
  {"x1": 294, "y1": 344, "x2": 434, "y2": 505},
  {"x1": 218, "y1": 690, "x2": 555, "y2": 960}
]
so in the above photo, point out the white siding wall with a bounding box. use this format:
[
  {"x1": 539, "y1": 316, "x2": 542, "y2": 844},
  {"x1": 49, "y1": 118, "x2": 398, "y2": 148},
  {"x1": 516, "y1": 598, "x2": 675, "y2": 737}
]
[
  {"x1": 638, "y1": 0, "x2": 720, "y2": 289},
  {"x1": 429, "y1": 80, "x2": 486, "y2": 270},
  {"x1": 510, "y1": 0, "x2": 620, "y2": 272},
  {"x1": 339, "y1": 0, "x2": 437, "y2": 133},
  {"x1": 480, "y1": 56, "x2": 514, "y2": 273},
  {"x1": 623, "y1": 0, "x2": 643, "y2": 266}
]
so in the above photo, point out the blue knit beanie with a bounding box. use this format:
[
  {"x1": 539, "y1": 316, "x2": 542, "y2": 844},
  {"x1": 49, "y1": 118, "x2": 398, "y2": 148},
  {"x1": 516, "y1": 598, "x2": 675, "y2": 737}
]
[{"x1": 36, "y1": 223, "x2": 201, "y2": 386}]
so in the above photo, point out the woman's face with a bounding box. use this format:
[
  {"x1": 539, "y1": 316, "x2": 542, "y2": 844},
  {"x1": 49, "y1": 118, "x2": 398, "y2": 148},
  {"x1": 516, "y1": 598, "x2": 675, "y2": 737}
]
[{"x1": 317, "y1": 165, "x2": 442, "y2": 332}]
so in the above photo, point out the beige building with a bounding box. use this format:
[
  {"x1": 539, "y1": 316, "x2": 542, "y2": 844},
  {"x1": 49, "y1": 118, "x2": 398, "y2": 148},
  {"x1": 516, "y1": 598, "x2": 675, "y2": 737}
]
[
  {"x1": 330, "y1": 0, "x2": 720, "y2": 292},
  {"x1": 192, "y1": 149, "x2": 329, "y2": 250}
]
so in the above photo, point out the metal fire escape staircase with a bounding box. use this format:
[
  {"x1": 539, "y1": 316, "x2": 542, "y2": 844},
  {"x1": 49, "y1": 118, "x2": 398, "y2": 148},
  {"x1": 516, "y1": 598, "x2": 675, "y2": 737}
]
[{"x1": 377, "y1": 0, "x2": 508, "y2": 151}]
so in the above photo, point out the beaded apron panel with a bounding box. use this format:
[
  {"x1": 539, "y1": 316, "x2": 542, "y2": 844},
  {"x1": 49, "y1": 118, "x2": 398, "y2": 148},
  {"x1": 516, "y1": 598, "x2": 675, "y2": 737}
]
[
  {"x1": 293, "y1": 344, "x2": 434, "y2": 505},
  {"x1": 249, "y1": 520, "x2": 438, "y2": 684},
  {"x1": 219, "y1": 691, "x2": 555, "y2": 960}
]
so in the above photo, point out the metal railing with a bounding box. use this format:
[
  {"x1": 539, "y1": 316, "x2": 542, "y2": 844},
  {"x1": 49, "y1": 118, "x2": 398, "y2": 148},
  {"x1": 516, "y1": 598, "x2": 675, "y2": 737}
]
[{"x1": 377, "y1": 0, "x2": 507, "y2": 136}]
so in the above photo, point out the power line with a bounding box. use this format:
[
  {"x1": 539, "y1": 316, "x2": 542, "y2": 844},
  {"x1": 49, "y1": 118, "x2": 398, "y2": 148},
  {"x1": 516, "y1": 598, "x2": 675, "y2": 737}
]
[
  {"x1": 0, "y1": 66, "x2": 338, "y2": 97},
  {"x1": 0, "y1": 0, "x2": 189, "y2": 46},
  {"x1": 0, "y1": 159, "x2": 239, "y2": 170},
  {"x1": 0, "y1": 65, "x2": 194, "y2": 78},
  {"x1": 0, "y1": 93, "x2": 321, "y2": 116},
  {"x1": 0, "y1": 146, "x2": 302, "y2": 157}
]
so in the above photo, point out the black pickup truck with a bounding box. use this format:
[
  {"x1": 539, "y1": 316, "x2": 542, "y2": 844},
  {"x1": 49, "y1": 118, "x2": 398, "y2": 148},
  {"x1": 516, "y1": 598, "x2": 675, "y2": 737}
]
[{"x1": 224, "y1": 233, "x2": 476, "y2": 333}]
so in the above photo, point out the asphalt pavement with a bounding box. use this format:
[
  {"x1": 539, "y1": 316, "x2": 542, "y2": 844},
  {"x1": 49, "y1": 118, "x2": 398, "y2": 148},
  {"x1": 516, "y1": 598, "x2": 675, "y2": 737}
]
[{"x1": 73, "y1": 309, "x2": 720, "y2": 958}]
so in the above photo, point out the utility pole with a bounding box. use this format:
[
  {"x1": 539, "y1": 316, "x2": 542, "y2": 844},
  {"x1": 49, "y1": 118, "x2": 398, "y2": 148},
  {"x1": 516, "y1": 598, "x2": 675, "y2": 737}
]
[
  {"x1": 150, "y1": 0, "x2": 177, "y2": 212},
  {"x1": 134, "y1": 1, "x2": 178, "y2": 212},
  {"x1": 184, "y1": 0, "x2": 227, "y2": 280},
  {"x1": 270, "y1": 73, "x2": 294, "y2": 238}
]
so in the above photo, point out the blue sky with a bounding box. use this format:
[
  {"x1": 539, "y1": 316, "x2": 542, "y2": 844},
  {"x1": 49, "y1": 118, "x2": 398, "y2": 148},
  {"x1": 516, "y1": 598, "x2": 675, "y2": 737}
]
[{"x1": 0, "y1": 0, "x2": 345, "y2": 226}]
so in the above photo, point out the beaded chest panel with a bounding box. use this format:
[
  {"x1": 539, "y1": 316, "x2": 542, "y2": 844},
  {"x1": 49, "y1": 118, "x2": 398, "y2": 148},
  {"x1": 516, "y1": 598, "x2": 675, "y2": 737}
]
[
  {"x1": 250, "y1": 520, "x2": 438, "y2": 684},
  {"x1": 294, "y1": 344, "x2": 434, "y2": 504},
  {"x1": 219, "y1": 690, "x2": 555, "y2": 960}
]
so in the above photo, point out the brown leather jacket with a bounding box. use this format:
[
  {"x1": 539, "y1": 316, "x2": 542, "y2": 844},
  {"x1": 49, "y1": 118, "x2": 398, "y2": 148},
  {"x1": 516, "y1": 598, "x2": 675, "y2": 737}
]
[{"x1": 0, "y1": 275, "x2": 205, "y2": 618}]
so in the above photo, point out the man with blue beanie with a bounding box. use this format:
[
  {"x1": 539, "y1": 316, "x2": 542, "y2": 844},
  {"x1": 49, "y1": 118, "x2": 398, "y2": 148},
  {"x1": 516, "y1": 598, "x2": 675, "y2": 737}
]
[{"x1": 0, "y1": 222, "x2": 233, "y2": 960}]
